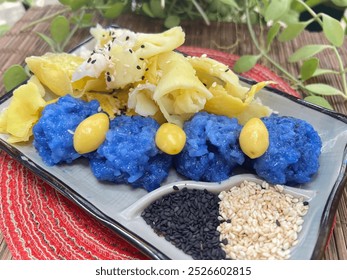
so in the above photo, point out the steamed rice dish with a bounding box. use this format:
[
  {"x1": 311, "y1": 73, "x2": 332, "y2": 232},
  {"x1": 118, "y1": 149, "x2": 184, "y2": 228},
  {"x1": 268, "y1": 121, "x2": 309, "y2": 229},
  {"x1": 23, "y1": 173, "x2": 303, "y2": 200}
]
[
  {"x1": 252, "y1": 115, "x2": 322, "y2": 185},
  {"x1": 32, "y1": 94, "x2": 322, "y2": 190},
  {"x1": 174, "y1": 112, "x2": 244, "y2": 182},
  {"x1": 89, "y1": 115, "x2": 172, "y2": 191},
  {"x1": 33, "y1": 95, "x2": 100, "y2": 166}
]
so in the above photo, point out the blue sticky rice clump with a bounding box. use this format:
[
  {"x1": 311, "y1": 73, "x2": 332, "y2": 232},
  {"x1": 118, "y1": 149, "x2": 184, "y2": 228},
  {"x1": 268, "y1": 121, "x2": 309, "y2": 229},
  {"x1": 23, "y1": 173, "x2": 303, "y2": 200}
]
[
  {"x1": 174, "y1": 112, "x2": 244, "y2": 182},
  {"x1": 33, "y1": 95, "x2": 100, "y2": 166},
  {"x1": 253, "y1": 115, "x2": 322, "y2": 185},
  {"x1": 89, "y1": 115, "x2": 172, "y2": 192}
]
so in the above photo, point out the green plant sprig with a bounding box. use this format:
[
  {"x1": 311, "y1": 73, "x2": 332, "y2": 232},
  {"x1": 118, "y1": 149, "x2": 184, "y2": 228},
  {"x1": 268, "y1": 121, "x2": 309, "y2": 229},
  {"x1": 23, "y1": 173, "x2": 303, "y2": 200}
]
[
  {"x1": 2, "y1": 0, "x2": 247, "y2": 92},
  {"x1": 36, "y1": 9, "x2": 88, "y2": 53},
  {"x1": 298, "y1": 0, "x2": 347, "y2": 96},
  {"x1": 3, "y1": 5, "x2": 92, "y2": 91},
  {"x1": 2, "y1": 0, "x2": 347, "y2": 110},
  {"x1": 233, "y1": 0, "x2": 347, "y2": 109},
  {"x1": 20, "y1": 7, "x2": 70, "y2": 32}
]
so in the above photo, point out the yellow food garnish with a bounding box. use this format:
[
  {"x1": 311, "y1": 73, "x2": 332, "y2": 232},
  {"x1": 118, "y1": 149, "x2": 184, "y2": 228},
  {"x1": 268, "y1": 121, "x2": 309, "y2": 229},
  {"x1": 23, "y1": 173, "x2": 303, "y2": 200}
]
[
  {"x1": 0, "y1": 81, "x2": 46, "y2": 143},
  {"x1": 153, "y1": 51, "x2": 212, "y2": 126},
  {"x1": 90, "y1": 24, "x2": 116, "y2": 47},
  {"x1": 28, "y1": 75, "x2": 46, "y2": 97},
  {"x1": 73, "y1": 113, "x2": 109, "y2": 154},
  {"x1": 134, "y1": 26, "x2": 185, "y2": 59},
  {"x1": 235, "y1": 100, "x2": 273, "y2": 125},
  {"x1": 204, "y1": 84, "x2": 247, "y2": 116},
  {"x1": 187, "y1": 55, "x2": 248, "y2": 99},
  {"x1": 188, "y1": 55, "x2": 274, "y2": 123},
  {"x1": 107, "y1": 45, "x2": 146, "y2": 89},
  {"x1": 204, "y1": 81, "x2": 274, "y2": 123},
  {"x1": 45, "y1": 98, "x2": 59, "y2": 105},
  {"x1": 244, "y1": 81, "x2": 275, "y2": 103},
  {"x1": 239, "y1": 117, "x2": 269, "y2": 159},
  {"x1": 128, "y1": 83, "x2": 158, "y2": 117},
  {"x1": 155, "y1": 123, "x2": 186, "y2": 155},
  {"x1": 72, "y1": 74, "x2": 110, "y2": 95},
  {"x1": 143, "y1": 56, "x2": 160, "y2": 85},
  {"x1": 25, "y1": 53, "x2": 84, "y2": 96},
  {"x1": 84, "y1": 92, "x2": 123, "y2": 119},
  {"x1": 72, "y1": 26, "x2": 185, "y2": 93}
]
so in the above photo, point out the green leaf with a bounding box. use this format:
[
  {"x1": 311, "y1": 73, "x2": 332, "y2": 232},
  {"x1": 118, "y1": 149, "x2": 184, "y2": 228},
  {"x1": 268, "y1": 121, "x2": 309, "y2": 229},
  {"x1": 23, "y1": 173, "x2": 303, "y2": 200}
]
[
  {"x1": 233, "y1": 55, "x2": 261, "y2": 73},
  {"x1": 322, "y1": 14, "x2": 344, "y2": 47},
  {"x1": 288, "y1": 44, "x2": 330, "y2": 62},
  {"x1": 58, "y1": 0, "x2": 71, "y2": 5},
  {"x1": 219, "y1": 0, "x2": 240, "y2": 9},
  {"x1": 264, "y1": 0, "x2": 291, "y2": 21},
  {"x1": 300, "y1": 57, "x2": 319, "y2": 81},
  {"x1": 149, "y1": 0, "x2": 166, "y2": 19},
  {"x1": 36, "y1": 32, "x2": 58, "y2": 52},
  {"x1": 103, "y1": 3, "x2": 124, "y2": 19},
  {"x1": 311, "y1": 68, "x2": 339, "y2": 77},
  {"x1": 3, "y1": 65, "x2": 29, "y2": 92},
  {"x1": 304, "y1": 83, "x2": 344, "y2": 96},
  {"x1": 60, "y1": 0, "x2": 90, "y2": 11},
  {"x1": 50, "y1": 16, "x2": 70, "y2": 44},
  {"x1": 71, "y1": 13, "x2": 93, "y2": 27},
  {"x1": 331, "y1": 0, "x2": 347, "y2": 7},
  {"x1": 278, "y1": 22, "x2": 308, "y2": 42},
  {"x1": 78, "y1": 13, "x2": 93, "y2": 28},
  {"x1": 304, "y1": 96, "x2": 333, "y2": 110},
  {"x1": 276, "y1": 9, "x2": 300, "y2": 25},
  {"x1": 142, "y1": 3, "x2": 155, "y2": 17},
  {"x1": 164, "y1": 15, "x2": 180, "y2": 28},
  {"x1": 266, "y1": 22, "x2": 281, "y2": 50}
]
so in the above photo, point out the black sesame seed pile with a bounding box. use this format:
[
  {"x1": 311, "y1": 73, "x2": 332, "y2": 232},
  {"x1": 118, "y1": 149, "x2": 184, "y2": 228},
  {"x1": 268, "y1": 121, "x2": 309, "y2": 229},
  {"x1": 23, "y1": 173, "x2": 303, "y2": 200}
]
[{"x1": 141, "y1": 187, "x2": 226, "y2": 260}]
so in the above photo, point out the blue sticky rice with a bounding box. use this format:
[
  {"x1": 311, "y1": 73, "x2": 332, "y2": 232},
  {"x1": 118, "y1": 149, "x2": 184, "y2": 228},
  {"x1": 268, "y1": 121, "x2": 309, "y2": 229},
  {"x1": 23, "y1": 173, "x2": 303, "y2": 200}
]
[
  {"x1": 33, "y1": 94, "x2": 100, "y2": 166},
  {"x1": 89, "y1": 115, "x2": 172, "y2": 192},
  {"x1": 252, "y1": 115, "x2": 322, "y2": 185},
  {"x1": 174, "y1": 112, "x2": 244, "y2": 182}
]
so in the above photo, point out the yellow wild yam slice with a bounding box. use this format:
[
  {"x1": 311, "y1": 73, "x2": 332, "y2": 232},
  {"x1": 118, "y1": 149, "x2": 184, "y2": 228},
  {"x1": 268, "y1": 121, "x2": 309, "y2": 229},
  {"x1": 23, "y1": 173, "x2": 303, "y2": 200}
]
[
  {"x1": 72, "y1": 74, "x2": 111, "y2": 98},
  {"x1": 26, "y1": 53, "x2": 84, "y2": 96},
  {"x1": 244, "y1": 81, "x2": 275, "y2": 103},
  {"x1": 204, "y1": 81, "x2": 274, "y2": 120},
  {"x1": 204, "y1": 81, "x2": 272, "y2": 124},
  {"x1": 28, "y1": 75, "x2": 46, "y2": 97},
  {"x1": 143, "y1": 56, "x2": 160, "y2": 85},
  {"x1": 188, "y1": 55, "x2": 249, "y2": 99},
  {"x1": 84, "y1": 92, "x2": 123, "y2": 119},
  {"x1": 134, "y1": 27, "x2": 185, "y2": 59},
  {"x1": 107, "y1": 45, "x2": 146, "y2": 89},
  {"x1": 0, "y1": 81, "x2": 46, "y2": 143},
  {"x1": 153, "y1": 52, "x2": 212, "y2": 126},
  {"x1": 204, "y1": 84, "x2": 247, "y2": 117},
  {"x1": 128, "y1": 83, "x2": 158, "y2": 116},
  {"x1": 72, "y1": 26, "x2": 183, "y2": 91},
  {"x1": 236, "y1": 100, "x2": 272, "y2": 125}
]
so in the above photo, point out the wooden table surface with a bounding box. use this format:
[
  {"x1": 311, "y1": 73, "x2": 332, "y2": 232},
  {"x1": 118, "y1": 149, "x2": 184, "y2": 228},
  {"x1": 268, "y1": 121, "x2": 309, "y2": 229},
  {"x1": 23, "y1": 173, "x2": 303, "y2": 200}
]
[{"x1": 0, "y1": 5, "x2": 346, "y2": 260}]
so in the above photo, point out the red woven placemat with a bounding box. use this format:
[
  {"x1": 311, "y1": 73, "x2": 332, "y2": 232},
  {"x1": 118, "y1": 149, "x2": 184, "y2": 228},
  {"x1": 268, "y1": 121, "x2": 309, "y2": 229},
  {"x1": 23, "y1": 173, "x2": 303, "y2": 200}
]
[{"x1": 0, "y1": 47, "x2": 302, "y2": 260}]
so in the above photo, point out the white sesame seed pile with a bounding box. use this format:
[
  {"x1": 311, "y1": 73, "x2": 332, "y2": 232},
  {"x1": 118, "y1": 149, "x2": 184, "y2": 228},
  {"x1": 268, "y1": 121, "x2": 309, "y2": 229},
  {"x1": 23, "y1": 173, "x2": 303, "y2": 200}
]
[{"x1": 217, "y1": 180, "x2": 309, "y2": 260}]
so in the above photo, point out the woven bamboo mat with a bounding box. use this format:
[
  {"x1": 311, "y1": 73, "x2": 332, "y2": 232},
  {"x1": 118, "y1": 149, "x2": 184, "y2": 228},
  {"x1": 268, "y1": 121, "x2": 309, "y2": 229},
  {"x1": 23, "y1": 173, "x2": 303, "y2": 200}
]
[{"x1": 0, "y1": 5, "x2": 346, "y2": 260}]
